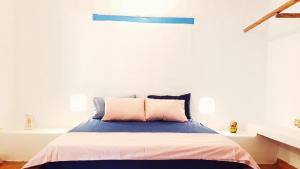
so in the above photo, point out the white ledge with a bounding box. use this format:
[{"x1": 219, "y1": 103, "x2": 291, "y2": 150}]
[
  {"x1": 254, "y1": 124, "x2": 300, "y2": 149},
  {"x1": 217, "y1": 130, "x2": 257, "y2": 138},
  {"x1": 1, "y1": 128, "x2": 69, "y2": 134}
]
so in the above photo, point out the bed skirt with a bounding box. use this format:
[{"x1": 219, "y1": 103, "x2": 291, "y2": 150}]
[{"x1": 40, "y1": 160, "x2": 251, "y2": 169}]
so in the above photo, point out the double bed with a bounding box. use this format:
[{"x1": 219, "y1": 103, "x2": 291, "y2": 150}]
[{"x1": 23, "y1": 119, "x2": 259, "y2": 169}]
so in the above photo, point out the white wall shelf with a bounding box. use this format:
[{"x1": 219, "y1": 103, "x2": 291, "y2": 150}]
[
  {"x1": 217, "y1": 130, "x2": 257, "y2": 138},
  {"x1": 2, "y1": 128, "x2": 69, "y2": 134},
  {"x1": 0, "y1": 128, "x2": 69, "y2": 161},
  {"x1": 255, "y1": 125, "x2": 300, "y2": 149}
]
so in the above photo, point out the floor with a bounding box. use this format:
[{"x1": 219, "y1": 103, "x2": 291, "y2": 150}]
[
  {"x1": 0, "y1": 162, "x2": 26, "y2": 169},
  {"x1": 0, "y1": 162, "x2": 275, "y2": 169},
  {"x1": 259, "y1": 164, "x2": 278, "y2": 169}
]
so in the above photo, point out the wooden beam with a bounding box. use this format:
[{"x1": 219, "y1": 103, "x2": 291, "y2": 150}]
[
  {"x1": 244, "y1": 0, "x2": 300, "y2": 32},
  {"x1": 276, "y1": 13, "x2": 300, "y2": 18}
]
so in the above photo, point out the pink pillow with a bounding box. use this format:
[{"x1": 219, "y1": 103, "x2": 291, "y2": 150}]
[
  {"x1": 102, "y1": 98, "x2": 145, "y2": 121},
  {"x1": 145, "y1": 98, "x2": 188, "y2": 122}
]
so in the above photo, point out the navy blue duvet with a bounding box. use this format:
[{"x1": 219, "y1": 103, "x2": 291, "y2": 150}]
[{"x1": 70, "y1": 119, "x2": 217, "y2": 133}]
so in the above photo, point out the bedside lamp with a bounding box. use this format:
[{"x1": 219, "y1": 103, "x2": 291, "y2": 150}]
[
  {"x1": 199, "y1": 97, "x2": 215, "y2": 115},
  {"x1": 70, "y1": 94, "x2": 87, "y2": 113}
]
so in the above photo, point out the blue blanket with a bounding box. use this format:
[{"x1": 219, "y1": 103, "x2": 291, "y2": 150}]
[{"x1": 70, "y1": 119, "x2": 217, "y2": 133}]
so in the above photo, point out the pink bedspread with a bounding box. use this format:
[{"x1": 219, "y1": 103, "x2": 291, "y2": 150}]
[{"x1": 23, "y1": 132, "x2": 259, "y2": 169}]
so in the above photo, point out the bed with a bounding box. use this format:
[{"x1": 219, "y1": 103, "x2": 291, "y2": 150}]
[{"x1": 23, "y1": 119, "x2": 259, "y2": 169}]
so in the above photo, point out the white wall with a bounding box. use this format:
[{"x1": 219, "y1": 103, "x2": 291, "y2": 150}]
[
  {"x1": 10, "y1": 0, "x2": 269, "y2": 129},
  {"x1": 267, "y1": 1, "x2": 300, "y2": 129},
  {"x1": 266, "y1": 0, "x2": 300, "y2": 167},
  {"x1": 3, "y1": 0, "x2": 300, "y2": 166},
  {"x1": 0, "y1": 0, "x2": 15, "y2": 129}
]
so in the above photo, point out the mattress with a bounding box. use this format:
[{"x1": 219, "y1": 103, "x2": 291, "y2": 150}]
[{"x1": 23, "y1": 120, "x2": 259, "y2": 169}]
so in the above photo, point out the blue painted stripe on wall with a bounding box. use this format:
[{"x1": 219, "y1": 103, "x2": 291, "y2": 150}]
[{"x1": 93, "y1": 14, "x2": 194, "y2": 24}]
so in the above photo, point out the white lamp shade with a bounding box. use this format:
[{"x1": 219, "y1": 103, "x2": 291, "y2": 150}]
[
  {"x1": 199, "y1": 97, "x2": 215, "y2": 115},
  {"x1": 70, "y1": 94, "x2": 87, "y2": 113}
]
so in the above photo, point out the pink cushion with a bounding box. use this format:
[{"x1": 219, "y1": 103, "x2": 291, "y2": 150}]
[
  {"x1": 102, "y1": 98, "x2": 145, "y2": 121},
  {"x1": 145, "y1": 98, "x2": 188, "y2": 122}
]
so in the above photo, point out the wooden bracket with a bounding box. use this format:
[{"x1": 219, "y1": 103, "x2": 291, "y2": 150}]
[
  {"x1": 276, "y1": 13, "x2": 300, "y2": 18},
  {"x1": 244, "y1": 0, "x2": 300, "y2": 32}
]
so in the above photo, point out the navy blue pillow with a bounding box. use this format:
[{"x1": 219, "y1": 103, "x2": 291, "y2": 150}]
[{"x1": 147, "y1": 93, "x2": 191, "y2": 119}]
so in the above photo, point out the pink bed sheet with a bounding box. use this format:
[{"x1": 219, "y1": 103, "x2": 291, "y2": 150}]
[{"x1": 23, "y1": 132, "x2": 259, "y2": 169}]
